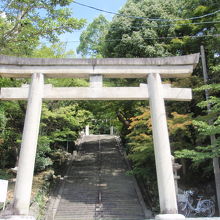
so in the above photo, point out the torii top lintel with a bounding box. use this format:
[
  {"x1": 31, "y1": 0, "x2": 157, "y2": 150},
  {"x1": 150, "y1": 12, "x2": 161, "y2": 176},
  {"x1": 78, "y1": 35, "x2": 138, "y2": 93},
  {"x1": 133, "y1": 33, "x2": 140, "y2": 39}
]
[{"x1": 0, "y1": 53, "x2": 200, "y2": 78}]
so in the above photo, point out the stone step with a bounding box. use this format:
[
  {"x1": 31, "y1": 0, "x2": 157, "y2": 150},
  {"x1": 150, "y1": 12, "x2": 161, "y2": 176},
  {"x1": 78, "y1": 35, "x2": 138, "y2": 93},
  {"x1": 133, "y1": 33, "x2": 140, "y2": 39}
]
[
  {"x1": 54, "y1": 135, "x2": 147, "y2": 220},
  {"x1": 55, "y1": 216, "x2": 94, "y2": 220},
  {"x1": 98, "y1": 215, "x2": 145, "y2": 219},
  {"x1": 101, "y1": 203, "x2": 143, "y2": 207},
  {"x1": 57, "y1": 207, "x2": 96, "y2": 211},
  {"x1": 99, "y1": 217, "x2": 145, "y2": 220},
  {"x1": 58, "y1": 204, "x2": 96, "y2": 207},
  {"x1": 101, "y1": 210, "x2": 144, "y2": 215},
  {"x1": 56, "y1": 210, "x2": 95, "y2": 214}
]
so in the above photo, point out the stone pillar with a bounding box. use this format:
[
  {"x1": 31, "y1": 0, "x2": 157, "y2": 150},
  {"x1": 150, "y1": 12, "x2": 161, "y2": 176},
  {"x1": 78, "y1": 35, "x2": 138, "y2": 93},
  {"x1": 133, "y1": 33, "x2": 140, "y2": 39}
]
[
  {"x1": 13, "y1": 73, "x2": 44, "y2": 215},
  {"x1": 110, "y1": 126, "x2": 114, "y2": 135},
  {"x1": 147, "y1": 73, "x2": 184, "y2": 219},
  {"x1": 85, "y1": 125, "x2": 89, "y2": 136},
  {"x1": 171, "y1": 155, "x2": 182, "y2": 195}
]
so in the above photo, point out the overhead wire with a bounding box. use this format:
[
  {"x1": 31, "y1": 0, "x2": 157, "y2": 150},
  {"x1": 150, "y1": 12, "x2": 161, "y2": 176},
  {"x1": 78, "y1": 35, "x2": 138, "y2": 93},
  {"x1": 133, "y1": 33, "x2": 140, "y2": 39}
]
[
  {"x1": 78, "y1": 20, "x2": 220, "y2": 31},
  {"x1": 41, "y1": 3, "x2": 220, "y2": 47},
  {"x1": 107, "y1": 20, "x2": 220, "y2": 30},
  {"x1": 40, "y1": 33, "x2": 220, "y2": 45},
  {"x1": 73, "y1": 1, "x2": 220, "y2": 22}
]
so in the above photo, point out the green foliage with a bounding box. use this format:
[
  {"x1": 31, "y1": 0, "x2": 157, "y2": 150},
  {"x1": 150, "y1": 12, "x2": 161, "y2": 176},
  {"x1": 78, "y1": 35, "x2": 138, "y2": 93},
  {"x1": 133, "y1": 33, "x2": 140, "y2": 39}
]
[
  {"x1": 125, "y1": 107, "x2": 196, "y2": 206},
  {"x1": 125, "y1": 107, "x2": 159, "y2": 208},
  {"x1": 104, "y1": 0, "x2": 181, "y2": 58},
  {"x1": 0, "y1": 0, "x2": 85, "y2": 56},
  {"x1": 0, "y1": 44, "x2": 93, "y2": 172},
  {"x1": 31, "y1": 43, "x2": 75, "y2": 58},
  {"x1": 175, "y1": 83, "x2": 220, "y2": 167},
  {"x1": 34, "y1": 186, "x2": 48, "y2": 220},
  {"x1": 32, "y1": 173, "x2": 51, "y2": 220},
  {"x1": 41, "y1": 103, "x2": 92, "y2": 142},
  {"x1": 73, "y1": 0, "x2": 220, "y2": 198},
  {"x1": 0, "y1": 0, "x2": 89, "y2": 172},
  {"x1": 0, "y1": 169, "x2": 14, "y2": 180},
  {"x1": 0, "y1": 100, "x2": 25, "y2": 169},
  {"x1": 175, "y1": 143, "x2": 220, "y2": 162},
  {"x1": 35, "y1": 136, "x2": 53, "y2": 172},
  {"x1": 77, "y1": 15, "x2": 109, "y2": 57},
  {"x1": 0, "y1": 0, "x2": 219, "y2": 211},
  {"x1": 49, "y1": 149, "x2": 71, "y2": 174},
  {"x1": 0, "y1": 106, "x2": 7, "y2": 144},
  {"x1": 168, "y1": 112, "x2": 194, "y2": 152}
]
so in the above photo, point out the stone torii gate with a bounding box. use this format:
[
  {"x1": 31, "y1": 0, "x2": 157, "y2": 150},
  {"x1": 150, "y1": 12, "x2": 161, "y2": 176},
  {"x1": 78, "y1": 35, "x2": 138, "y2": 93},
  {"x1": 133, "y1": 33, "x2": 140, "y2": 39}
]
[{"x1": 0, "y1": 53, "x2": 199, "y2": 220}]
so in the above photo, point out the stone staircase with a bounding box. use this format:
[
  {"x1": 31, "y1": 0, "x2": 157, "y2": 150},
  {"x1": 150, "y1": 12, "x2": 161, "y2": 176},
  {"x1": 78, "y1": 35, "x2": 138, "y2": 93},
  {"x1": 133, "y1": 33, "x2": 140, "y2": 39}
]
[{"x1": 53, "y1": 135, "x2": 150, "y2": 220}]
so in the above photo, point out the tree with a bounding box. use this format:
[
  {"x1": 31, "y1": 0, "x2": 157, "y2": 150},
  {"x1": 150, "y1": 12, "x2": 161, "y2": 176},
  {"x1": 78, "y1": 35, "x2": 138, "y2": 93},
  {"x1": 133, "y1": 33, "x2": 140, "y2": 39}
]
[
  {"x1": 0, "y1": 44, "x2": 92, "y2": 172},
  {"x1": 97, "y1": 0, "x2": 220, "y2": 199},
  {"x1": 31, "y1": 43, "x2": 75, "y2": 58},
  {"x1": 125, "y1": 107, "x2": 158, "y2": 210},
  {"x1": 175, "y1": 82, "x2": 220, "y2": 171},
  {"x1": 77, "y1": 15, "x2": 109, "y2": 57},
  {"x1": 0, "y1": 0, "x2": 85, "y2": 56},
  {"x1": 103, "y1": 0, "x2": 182, "y2": 58},
  {"x1": 125, "y1": 108, "x2": 194, "y2": 209}
]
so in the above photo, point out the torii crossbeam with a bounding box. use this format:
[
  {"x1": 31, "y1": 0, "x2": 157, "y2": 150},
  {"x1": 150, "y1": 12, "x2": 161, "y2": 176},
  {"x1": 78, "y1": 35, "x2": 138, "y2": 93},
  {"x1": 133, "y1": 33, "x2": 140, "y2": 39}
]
[{"x1": 0, "y1": 53, "x2": 200, "y2": 220}]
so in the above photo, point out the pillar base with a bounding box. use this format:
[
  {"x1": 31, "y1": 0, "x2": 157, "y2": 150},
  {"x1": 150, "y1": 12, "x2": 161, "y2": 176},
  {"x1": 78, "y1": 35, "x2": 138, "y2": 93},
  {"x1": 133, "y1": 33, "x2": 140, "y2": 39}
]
[
  {"x1": 155, "y1": 214, "x2": 185, "y2": 220},
  {"x1": 0, "y1": 216, "x2": 36, "y2": 220}
]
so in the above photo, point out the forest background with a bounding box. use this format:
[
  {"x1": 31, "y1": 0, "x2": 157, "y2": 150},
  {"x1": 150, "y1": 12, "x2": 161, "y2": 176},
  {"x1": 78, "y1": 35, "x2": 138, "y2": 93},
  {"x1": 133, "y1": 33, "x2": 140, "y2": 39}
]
[{"x1": 0, "y1": 0, "x2": 220, "y2": 214}]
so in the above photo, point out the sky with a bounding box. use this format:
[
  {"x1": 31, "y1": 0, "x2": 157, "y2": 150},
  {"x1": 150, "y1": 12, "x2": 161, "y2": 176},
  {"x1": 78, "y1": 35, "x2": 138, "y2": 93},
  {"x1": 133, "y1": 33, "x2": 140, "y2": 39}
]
[{"x1": 58, "y1": 0, "x2": 127, "y2": 57}]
